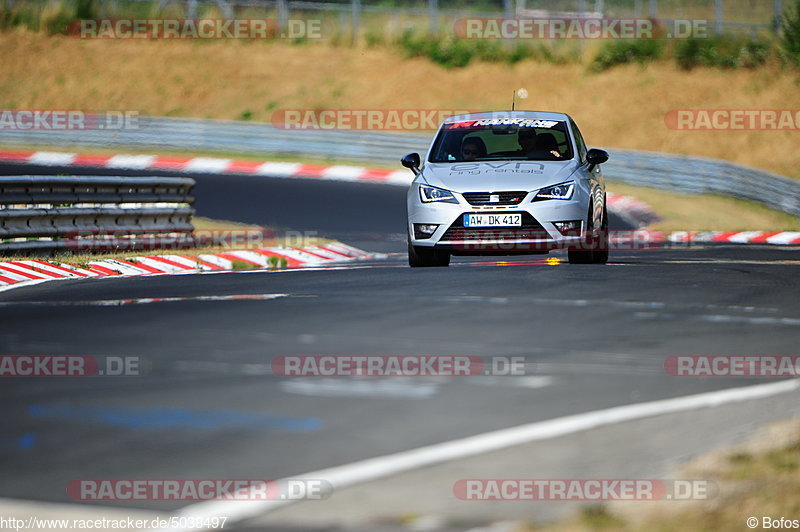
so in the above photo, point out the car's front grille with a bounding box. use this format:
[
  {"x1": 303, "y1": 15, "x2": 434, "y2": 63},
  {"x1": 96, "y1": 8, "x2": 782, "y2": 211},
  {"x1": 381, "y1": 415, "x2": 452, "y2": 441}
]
[
  {"x1": 440, "y1": 212, "x2": 550, "y2": 242},
  {"x1": 462, "y1": 191, "x2": 527, "y2": 206}
]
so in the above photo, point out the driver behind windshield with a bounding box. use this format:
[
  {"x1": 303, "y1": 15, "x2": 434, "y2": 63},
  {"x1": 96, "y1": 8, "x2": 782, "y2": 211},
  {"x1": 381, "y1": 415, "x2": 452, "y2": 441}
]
[{"x1": 460, "y1": 137, "x2": 487, "y2": 161}]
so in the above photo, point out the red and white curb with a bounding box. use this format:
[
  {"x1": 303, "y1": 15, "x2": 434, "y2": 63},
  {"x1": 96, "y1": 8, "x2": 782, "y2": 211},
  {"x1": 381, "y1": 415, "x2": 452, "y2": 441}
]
[
  {"x1": 611, "y1": 230, "x2": 800, "y2": 246},
  {"x1": 0, "y1": 242, "x2": 381, "y2": 290}
]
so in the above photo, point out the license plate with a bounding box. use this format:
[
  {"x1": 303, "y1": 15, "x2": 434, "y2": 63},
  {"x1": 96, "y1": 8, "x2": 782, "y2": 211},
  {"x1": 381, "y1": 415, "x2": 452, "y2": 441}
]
[{"x1": 463, "y1": 213, "x2": 522, "y2": 227}]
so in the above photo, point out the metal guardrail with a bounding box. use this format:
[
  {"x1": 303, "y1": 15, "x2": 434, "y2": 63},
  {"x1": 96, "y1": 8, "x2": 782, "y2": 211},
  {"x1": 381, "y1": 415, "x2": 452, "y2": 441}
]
[
  {"x1": 0, "y1": 176, "x2": 195, "y2": 253},
  {"x1": 602, "y1": 149, "x2": 800, "y2": 218},
  {"x1": 1, "y1": 116, "x2": 798, "y2": 218}
]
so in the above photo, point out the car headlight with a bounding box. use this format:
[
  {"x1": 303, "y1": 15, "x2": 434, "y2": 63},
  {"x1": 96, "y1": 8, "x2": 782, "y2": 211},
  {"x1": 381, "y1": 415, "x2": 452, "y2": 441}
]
[
  {"x1": 419, "y1": 184, "x2": 458, "y2": 204},
  {"x1": 533, "y1": 181, "x2": 575, "y2": 201}
]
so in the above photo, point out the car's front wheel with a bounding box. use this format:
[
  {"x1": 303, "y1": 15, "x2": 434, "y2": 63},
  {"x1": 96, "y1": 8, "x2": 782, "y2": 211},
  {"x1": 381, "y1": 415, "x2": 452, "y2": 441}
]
[
  {"x1": 408, "y1": 239, "x2": 450, "y2": 267},
  {"x1": 568, "y1": 202, "x2": 608, "y2": 265}
]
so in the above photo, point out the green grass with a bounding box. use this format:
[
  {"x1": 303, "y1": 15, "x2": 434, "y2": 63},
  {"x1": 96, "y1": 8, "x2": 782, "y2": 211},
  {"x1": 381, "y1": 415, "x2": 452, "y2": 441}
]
[
  {"x1": 780, "y1": 0, "x2": 800, "y2": 65},
  {"x1": 395, "y1": 29, "x2": 580, "y2": 69},
  {"x1": 675, "y1": 35, "x2": 772, "y2": 70},
  {"x1": 589, "y1": 39, "x2": 664, "y2": 72}
]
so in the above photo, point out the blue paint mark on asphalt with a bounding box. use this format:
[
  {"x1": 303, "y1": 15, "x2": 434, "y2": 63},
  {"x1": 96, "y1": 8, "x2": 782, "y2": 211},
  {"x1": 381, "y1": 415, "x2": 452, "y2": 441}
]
[
  {"x1": 0, "y1": 433, "x2": 37, "y2": 451},
  {"x1": 18, "y1": 432, "x2": 37, "y2": 450},
  {"x1": 27, "y1": 405, "x2": 321, "y2": 432}
]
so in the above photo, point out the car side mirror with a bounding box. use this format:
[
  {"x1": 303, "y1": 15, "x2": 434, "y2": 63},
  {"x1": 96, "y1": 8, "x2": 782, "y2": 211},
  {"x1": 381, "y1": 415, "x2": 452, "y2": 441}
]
[
  {"x1": 586, "y1": 148, "x2": 609, "y2": 169},
  {"x1": 401, "y1": 152, "x2": 421, "y2": 175}
]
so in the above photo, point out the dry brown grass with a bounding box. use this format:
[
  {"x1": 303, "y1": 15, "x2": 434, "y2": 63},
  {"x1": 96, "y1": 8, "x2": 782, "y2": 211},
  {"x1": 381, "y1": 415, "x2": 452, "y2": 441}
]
[
  {"x1": 609, "y1": 183, "x2": 800, "y2": 231},
  {"x1": 1, "y1": 29, "x2": 799, "y2": 179},
  {"x1": 530, "y1": 417, "x2": 800, "y2": 532}
]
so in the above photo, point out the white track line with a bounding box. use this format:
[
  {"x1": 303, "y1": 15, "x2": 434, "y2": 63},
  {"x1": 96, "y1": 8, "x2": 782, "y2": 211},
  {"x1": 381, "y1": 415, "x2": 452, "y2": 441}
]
[
  {"x1": 0, "y1": 293, "x2": 289, "y2": 307},
  {"x1": 151, "y1": 379, "x2": 799, "y2": 531}
]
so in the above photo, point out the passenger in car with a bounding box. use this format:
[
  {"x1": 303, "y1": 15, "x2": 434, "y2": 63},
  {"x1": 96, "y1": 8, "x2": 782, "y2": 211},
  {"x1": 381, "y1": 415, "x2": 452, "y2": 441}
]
[
  {"x1": 517, "y1": 129, "x2": 562, "y2": 160},
  {"x1": 535, "y1": 133, "x2": 563, "y2": 160}
]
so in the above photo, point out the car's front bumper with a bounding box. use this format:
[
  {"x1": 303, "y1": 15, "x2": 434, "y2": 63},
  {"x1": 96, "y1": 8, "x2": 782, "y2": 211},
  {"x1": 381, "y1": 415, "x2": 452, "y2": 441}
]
[{"x1": 408, "y1": 191, "x2": 589, "y2": 255}]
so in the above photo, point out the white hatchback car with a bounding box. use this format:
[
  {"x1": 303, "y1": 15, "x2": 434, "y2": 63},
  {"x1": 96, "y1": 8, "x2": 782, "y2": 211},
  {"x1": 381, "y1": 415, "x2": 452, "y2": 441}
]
[{"x1": 403, "y1": 111, "x2": 610, "y2": 267}]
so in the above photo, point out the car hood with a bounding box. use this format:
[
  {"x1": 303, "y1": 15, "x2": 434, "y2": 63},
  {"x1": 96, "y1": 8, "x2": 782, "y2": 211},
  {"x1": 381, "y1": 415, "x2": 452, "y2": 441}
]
[{"x1": 419, "y1": 160, "x2": 579, "y2": 193}]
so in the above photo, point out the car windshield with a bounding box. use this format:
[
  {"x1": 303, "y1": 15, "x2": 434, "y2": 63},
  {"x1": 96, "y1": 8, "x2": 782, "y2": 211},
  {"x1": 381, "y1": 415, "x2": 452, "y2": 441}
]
[{"x1": 428, "y1": 118, "x2": 574, "y2": 163}]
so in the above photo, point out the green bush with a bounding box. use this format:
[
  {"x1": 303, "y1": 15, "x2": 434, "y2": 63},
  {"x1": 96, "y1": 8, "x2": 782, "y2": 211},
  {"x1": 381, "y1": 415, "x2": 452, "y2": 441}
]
[
  {"x1": 74, "y1": 0, "x2": 97, "y2": 20},
  {"x1": 0, "y1": 0, "x2": 99, "y2": 35},
  {"x1": 0, "y1": 3, "x2": 39, "y2": 31},
  {"x1": 781, "y1": 0, "x2": 800, "y2": 66},
  {"x1": 505, "y1": 43, "x2": 534, "y2": 64},
  {"x1": 44, "y1": 8, "x2": 76, "y2": 35},
  {"x1": 428, "y1": 39, "x2": 474, "y2": 69},
  {"x1": 397, "y1": 30, "x2": 431, "y2": 58},
  {"x1": 504, "y1": 42, "x2": 571, "y2": 65},
  {"x1": 533, "y1": 43, "x2": 580, "y2": 65},
  {"x1": 471, "y1": 39, "x2": 506, "y2": 63},
  {"x1": 364, "y1": 30, "x2": 385, "y2": 48},
  {"x1": 739, "y1": 40, "x2": 772, "y2": 68},
  {"x1": 589, "y1": 39, "x2": 663, "y2": 72},
  {"x1": 397, "y1": 30, "x2": 474, "y2": 68},
  {"x1": 396, "y1": 30, "x2": 578, "y2": 69},
  {"x1": 675, "y1": 35, "x2": 770, "y2": 70}
]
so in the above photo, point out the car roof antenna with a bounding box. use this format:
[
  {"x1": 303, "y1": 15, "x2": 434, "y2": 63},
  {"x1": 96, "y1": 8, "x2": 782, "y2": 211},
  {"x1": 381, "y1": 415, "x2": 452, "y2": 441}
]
[{"x1": 511, "y1": 90, "x2": 516, "y2": 111}]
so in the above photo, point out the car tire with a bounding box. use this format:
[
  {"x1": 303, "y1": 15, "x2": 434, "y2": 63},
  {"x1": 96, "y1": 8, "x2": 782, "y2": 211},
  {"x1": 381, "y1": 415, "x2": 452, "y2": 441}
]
[
  {"x1": 568, "y1": 201, "x2": 608, "y2": 265},
  {"x1": 592, "y1": 203, "x2": 609, "y2": 264},
  {"x1": 408, "y1": 238, "x2": 450, "y2": 267}
]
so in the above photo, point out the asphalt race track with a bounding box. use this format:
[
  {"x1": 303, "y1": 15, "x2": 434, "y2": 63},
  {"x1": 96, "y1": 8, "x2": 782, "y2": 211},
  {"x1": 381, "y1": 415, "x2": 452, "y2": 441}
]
[{"x1": 1, "y1": 163, "x2": 799, "y2": 530}]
